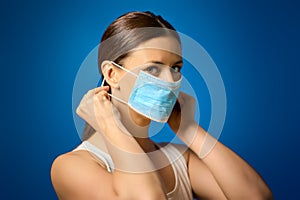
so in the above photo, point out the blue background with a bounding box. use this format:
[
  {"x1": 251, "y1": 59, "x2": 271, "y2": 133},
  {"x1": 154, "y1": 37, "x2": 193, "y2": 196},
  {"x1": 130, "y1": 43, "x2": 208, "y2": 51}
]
[{"x1": 1, "y1": 0, "x2": 299, "y2": 199}]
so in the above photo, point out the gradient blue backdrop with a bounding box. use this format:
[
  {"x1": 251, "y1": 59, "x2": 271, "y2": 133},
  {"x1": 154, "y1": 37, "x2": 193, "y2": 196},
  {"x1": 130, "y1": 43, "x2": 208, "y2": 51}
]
[{"x1": 1, "y1": 0, "x2": 299, "y2": 199}]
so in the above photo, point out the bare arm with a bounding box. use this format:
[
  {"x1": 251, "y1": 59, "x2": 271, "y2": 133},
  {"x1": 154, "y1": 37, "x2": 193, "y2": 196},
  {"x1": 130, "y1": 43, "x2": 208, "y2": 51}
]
[
  {"x1": 77, "y1": 86, "x2": 167, "y2": 200},
  {"x1": 51, "y1": 86, "x2": 167, "y2": 200},
  {"x1": 169, "y1": 93, "x2": 273, "y2": 199},
  {"x1": 101, "y1": 123, "x2": 167, "y2": 200},
  {"x1": 187, "y1": 124, "x2": 273, "y2": 199}
]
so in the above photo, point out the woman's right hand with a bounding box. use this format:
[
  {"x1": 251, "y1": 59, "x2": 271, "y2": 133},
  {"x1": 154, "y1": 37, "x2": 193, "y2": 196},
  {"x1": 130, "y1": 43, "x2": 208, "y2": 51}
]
[{"x1": 76, "y1": 86, "x2": 118, "y2": 134}]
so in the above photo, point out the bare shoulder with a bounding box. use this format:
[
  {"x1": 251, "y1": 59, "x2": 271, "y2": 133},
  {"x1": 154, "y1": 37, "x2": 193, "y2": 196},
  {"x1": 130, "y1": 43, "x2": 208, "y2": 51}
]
[
  {"x1": 51, "y1": 150, "x2": 115, "y2": 200},
  {"x1": 51, "y1": 150, "x2": 101, "y2": 177}
]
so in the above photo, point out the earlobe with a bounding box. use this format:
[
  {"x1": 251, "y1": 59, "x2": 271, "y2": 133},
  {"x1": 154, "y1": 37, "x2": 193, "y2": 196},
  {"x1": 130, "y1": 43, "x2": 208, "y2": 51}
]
[{"x1": 100, "y1": 60, "x2": 120, "y2": 89}]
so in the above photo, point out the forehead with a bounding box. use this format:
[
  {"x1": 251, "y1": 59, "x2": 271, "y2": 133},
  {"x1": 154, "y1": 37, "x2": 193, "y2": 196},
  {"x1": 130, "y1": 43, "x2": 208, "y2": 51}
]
[
  {"x1": 128, "y1": 49, "x2": 181, "y2": 63},
  {"x1": 122, "y1": 37, "x2": 182, "y2": 68},
  {"x1": 134, "y1": 36, "x2": 182, "y2": 56}
]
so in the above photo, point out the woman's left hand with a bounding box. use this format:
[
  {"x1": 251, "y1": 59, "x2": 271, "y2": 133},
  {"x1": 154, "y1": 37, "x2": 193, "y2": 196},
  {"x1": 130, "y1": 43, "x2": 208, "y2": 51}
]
[{"x1": 168, "y1": 92, "x2": 196, "y2": 134}]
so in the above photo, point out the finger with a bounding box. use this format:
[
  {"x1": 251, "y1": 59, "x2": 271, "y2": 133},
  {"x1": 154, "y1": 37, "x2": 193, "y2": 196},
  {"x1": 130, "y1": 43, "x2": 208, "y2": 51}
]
[
  {"x1": 93, "y1": 85, "x2": 109, "y2": 94},
  {"x1": 96, "y1": 90, "x2": 110, "y2": 101},
  {"x1": 176, "y1": 93, "x2": 196, "y2": 116},
  {"x1": 89, "y1": 86, "x2": 109, "y2": 94}
]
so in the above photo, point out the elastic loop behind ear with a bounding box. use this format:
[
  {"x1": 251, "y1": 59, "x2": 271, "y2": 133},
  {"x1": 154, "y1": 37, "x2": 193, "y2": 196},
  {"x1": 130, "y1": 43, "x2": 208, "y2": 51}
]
[
  {"x1": 100, "y1": 78, "x2": 105, "y2": 87},
  {"x1": 101, "y1": 61, "x2": 119, "y2": 89}
]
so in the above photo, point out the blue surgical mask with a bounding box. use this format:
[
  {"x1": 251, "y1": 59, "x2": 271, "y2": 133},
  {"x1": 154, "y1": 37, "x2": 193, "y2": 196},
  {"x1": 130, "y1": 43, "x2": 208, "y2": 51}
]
[{"x1": 104, "y1": 61, "x2": 182, "y2": 122}]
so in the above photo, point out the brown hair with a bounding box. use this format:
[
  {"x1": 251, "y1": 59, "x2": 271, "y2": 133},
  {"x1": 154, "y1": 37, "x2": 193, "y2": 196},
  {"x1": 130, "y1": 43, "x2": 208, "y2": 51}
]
[
  {"x1": 98, "y1": 11, "x2": 180, "y2": 67},
  {"x1": 82, "y1": 11, "x2": 180, "y2": 140}
]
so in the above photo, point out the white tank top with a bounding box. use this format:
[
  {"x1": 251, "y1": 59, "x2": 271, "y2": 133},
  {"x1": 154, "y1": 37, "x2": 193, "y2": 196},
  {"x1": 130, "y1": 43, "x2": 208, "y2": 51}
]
[{"x1": 74, "y1": 141, "x2": 194, "y2": 200}]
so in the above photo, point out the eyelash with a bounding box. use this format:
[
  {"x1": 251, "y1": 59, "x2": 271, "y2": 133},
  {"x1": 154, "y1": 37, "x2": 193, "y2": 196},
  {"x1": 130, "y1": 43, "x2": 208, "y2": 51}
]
[
  {"x1": 144, "y1": 65, "x2": 182, "y2": 75},
  {"x1": 146, "y1": 66, "x2": 159, "y2": 73}
]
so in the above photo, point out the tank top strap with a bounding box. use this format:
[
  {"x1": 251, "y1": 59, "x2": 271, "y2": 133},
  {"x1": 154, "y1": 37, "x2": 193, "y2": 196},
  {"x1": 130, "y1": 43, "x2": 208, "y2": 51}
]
[
  {"x1": 73, "y1": 141, "x2": 193, "y2": 199},
  {"x1": 158, "y1": 143, "x2": 194, "y2": 200},
  {"x1": 73, "y1": 141, "x2": 114, "y2": 172}
]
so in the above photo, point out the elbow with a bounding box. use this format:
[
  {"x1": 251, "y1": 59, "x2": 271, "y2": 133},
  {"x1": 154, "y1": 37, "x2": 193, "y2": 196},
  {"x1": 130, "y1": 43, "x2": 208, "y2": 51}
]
[
  {"x1": 258, "y1": 181, "x2": 273, "y2": 200},
  {"x1": 238, "y1": 181, "x2": 273, "y2": 200},
  {"x1": 251, "y1": 187, "x2": 273, "y2": 200},
  {"x1": 260, "y1": 188, "x2": 273, "y2": 200}
]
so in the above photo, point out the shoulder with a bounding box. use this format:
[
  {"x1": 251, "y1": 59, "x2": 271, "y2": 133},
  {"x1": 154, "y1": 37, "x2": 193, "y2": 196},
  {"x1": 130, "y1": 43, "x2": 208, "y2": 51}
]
[
  {"x1": 51, "y1": 150, "x2": 103, "y2": 176},
  {"x1": 51, "y1": 150, "x2": 114, "y2": 200}
]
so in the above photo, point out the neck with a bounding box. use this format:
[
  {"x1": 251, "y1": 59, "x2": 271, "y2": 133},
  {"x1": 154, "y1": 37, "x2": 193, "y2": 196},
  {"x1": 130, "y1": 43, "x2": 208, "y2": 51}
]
[
  {"x1": 111, "y1": 97, "x2": 151, "y2": 139},
  {"x1": 110, "y1": 87, "x2": 156, "y2": 151},
  {"x1": 134, "y1": 137, "x2": 157, "y2": 153}
]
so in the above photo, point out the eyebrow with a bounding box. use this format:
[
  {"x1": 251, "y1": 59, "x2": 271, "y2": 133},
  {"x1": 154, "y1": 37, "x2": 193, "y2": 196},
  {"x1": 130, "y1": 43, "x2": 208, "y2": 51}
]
[{"x1": 149, "y1": 60, "x2": 183, "y2": 66}]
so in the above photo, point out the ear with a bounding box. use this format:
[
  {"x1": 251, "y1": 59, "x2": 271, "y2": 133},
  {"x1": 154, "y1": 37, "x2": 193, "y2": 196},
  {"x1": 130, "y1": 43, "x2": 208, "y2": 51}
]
[{"x1": 100, "y1": 60, "x2": 120, "y2": 89}]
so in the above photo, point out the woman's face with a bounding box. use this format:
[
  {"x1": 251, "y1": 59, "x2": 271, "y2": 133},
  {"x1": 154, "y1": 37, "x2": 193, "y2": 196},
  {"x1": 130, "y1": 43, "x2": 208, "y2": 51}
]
[{"x1": 113, "y1": 36, "x2": 183, "y2": 126}]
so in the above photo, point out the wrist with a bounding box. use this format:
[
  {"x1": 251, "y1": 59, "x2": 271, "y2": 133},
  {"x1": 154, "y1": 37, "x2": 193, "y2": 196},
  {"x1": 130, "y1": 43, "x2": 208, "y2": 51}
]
[
  {"x1": 176, "y1": 122, "x2": 217, "y2": 159},
  {"x1": 175, "y1": 120, "x2": 199, "y2": 146},
  {"x1": 177, "y1": 120, "x2": 197, "y2": 135}
]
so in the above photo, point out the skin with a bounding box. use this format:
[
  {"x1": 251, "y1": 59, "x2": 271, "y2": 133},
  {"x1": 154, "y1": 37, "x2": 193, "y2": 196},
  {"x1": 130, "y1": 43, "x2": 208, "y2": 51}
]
[{"x1": 51, "y1": 37, "x2": 273, "y2": 200}]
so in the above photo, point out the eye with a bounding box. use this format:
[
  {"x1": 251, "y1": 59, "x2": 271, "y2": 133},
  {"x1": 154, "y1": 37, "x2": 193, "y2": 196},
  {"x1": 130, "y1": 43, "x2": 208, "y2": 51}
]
[
  {"x1": 144, "y1": 65, "x2": 160, "y2": 75},
  {"x1": 171, "y1": 66, "x2": 181, "y2": 73}
]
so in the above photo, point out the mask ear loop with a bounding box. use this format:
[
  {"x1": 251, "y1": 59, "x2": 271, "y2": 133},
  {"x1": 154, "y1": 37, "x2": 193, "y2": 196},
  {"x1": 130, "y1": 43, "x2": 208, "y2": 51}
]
[
  {"x1": 107, "y1": 92, "x2": 127, "y2": 105},
  {"x1": 100, "y1": 61, "x2": 133, "y2": 105},
  {"x1": 101, "y1": 78, "x2": 127, "y2": 105},
  {"x1": 110, "y1": 61, "x2": 138, "y2": 77},
  {"x1": 100, "y1": 78, "x2": 106, "y2": 87}
]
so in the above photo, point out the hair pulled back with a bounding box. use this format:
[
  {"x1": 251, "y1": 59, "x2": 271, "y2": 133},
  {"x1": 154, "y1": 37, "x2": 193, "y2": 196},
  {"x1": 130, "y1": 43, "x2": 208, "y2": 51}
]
[{"x1": 83, "y1": 11, "x2": 180, "y2": 140}]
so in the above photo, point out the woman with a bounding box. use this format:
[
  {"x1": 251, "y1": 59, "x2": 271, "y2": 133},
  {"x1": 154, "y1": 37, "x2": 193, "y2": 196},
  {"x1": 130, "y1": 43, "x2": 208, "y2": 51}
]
[{"x1": 51, "y1": 11, "x2": 273, "y2": 200}]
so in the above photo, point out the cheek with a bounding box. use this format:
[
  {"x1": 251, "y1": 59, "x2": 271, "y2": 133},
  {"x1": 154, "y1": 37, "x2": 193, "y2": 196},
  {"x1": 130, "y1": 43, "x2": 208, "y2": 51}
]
[
  {"x1": 113, "y1": 71, "x2": 137, "y2": 101},
  {"x1": 128, "y1": 107, "x2": 151, "y2": 125}
]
